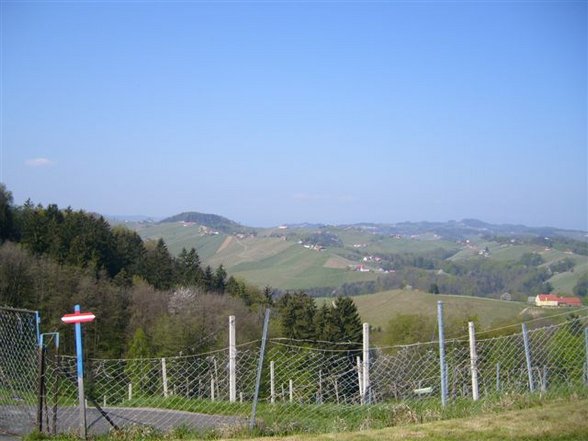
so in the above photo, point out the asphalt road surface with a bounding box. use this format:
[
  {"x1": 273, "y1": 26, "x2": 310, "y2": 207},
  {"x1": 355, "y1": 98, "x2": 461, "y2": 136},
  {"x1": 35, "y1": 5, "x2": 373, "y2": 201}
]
[{"x1": 1, "y1": 405, "x2": 246, "y2": 438}]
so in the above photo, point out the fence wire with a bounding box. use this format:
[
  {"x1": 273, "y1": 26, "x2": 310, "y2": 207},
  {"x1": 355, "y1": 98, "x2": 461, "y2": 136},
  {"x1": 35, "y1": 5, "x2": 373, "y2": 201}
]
[
  {"x1": 250, "y1": 316, "x2": 588, "y2": 432},
  {"x1": 40, "y1": 342, "x2": 261, "y2": 435},
  {"x1": 2, "y1": 306, "x2": 588, "y2": 437},
  {"x1": 0, "y1": 307, "x2": 39, "y2": 437}
]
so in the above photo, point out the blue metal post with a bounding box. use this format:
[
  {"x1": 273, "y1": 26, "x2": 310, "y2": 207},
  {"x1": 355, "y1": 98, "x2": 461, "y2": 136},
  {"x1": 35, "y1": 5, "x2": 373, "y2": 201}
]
[
  {"x1": 437, "y1": 301, "x2": 448, "y2": 406},
  {"x1": 40, "y1": 332, "x2": 60, "y2": 350},
  {"x1": 74, "y1": 305, "x2": 87, "y2": 438}
]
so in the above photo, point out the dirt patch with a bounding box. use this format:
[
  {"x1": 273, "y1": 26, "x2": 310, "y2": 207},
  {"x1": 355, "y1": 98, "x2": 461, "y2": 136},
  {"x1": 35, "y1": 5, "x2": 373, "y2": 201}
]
[
  {"x1": 519, "y1": 306, "x2": 543, "y2": 318},
  {"x1": 323, "y1": 256, "x2": 351, "y2": 269},
  {"x1": 217, "y1": 236, "x2": 234, "y2": 253}
]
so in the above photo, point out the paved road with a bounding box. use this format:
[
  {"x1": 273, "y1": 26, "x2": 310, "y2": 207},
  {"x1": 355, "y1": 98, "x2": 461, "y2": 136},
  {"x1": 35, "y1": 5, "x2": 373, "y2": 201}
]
[{"x1": 1, "y1": 405, "x2": 246, "y2": 437}]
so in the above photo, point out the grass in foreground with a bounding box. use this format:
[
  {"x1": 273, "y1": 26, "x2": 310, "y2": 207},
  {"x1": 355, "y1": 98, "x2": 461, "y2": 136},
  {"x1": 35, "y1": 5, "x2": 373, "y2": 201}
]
[
  {"x1": 25, "y1": 393, "x2": 588, "y2": 441},
  {"x1": 237, "y1": 396, "x2": 588, "y2": 441}
]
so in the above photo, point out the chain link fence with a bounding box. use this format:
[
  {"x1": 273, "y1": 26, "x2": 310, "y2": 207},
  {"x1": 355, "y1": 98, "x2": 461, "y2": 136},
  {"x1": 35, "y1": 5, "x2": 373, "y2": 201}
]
[
  {"x1": 256, "y1": 314, "x2": 588, "y2": 432},
  {"x1": 2, "y1": 305, "x2": 588, "y2": 437},
  {"x1": 39, "y1": 342, "x2": 261, "y2": 436},
  {"x1": 0, "y1": 307, "x2": 40, "y2": 438}
]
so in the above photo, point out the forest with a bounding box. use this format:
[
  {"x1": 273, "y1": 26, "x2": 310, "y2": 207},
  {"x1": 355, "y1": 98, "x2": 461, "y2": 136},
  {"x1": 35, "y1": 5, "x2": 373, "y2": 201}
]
[{"x1": 0, "y1": 184, "x2": 364, "y2": 359}]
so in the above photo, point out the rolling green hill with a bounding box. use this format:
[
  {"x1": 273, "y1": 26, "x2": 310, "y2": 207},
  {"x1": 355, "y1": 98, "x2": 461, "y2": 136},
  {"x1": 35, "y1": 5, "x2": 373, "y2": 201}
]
[
  {"x1": 159, "y1": 211, "x2": 249, "y2": 233},
  {"x1": 133, "y1": 221, "x2": 227, "y2": 260},
  {"x1": 128, "y1": 216, "x2": 588, "y2": 296},
  {"x1": 340, "y1": 289, "x2": 530, "y2": 331},
  {"x1": 318, "y1": 289, "x2": 588, "y2": 345}
]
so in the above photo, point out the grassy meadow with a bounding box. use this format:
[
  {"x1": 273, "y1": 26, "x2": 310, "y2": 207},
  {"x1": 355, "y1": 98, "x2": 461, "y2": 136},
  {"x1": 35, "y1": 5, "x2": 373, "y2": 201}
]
[
  {"x1": 230, "y1": 397, "x2": 588, "y2": 441},
  {"x1": 315, "y1": 289, "x2": 588, "y2": 346}
]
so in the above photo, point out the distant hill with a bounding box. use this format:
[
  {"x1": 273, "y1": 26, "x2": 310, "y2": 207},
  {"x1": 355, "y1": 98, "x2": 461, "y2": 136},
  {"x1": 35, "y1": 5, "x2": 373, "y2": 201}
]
[
  {"x1": 339, "y1": 219, "x2": 587, "y2": 242},
  {"x1": 159, "y1": 211, "x2": 249, "y2": 234},
  {"x1": 128, "y1": 214, "x2": 588, "y2": 296},
  {"x1": 106, "y1": 214, "x2": 161, "y2": 224}
]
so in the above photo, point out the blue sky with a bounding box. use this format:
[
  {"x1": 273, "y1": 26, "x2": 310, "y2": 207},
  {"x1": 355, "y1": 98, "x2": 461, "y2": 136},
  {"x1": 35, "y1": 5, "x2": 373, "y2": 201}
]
[{"x1": 1, "y1": 1, "x2": 586, "y2": 230}]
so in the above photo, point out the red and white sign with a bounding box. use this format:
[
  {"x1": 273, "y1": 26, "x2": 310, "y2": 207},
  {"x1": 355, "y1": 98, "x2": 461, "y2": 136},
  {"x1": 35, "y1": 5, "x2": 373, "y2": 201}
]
[{"x1": 61, "y1": 311, "x2": 96, "y2": 324}]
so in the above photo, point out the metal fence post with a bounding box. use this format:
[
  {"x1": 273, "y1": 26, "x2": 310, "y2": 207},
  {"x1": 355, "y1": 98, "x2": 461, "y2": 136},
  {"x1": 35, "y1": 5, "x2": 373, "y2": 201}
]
[
  {"x1": 229, "y1": 315, "x2": 236, "y2": 402},
  {"x1": 362, "y1": 322, "x2": 370, "y2": 405},
  {"x1": 584, "y1": 327, "x2": 588, "y2": 385},
  {"x1": 437, "y1": 301, "x2": 448, "y2": 406},
  {"x1": 270, "y1": 360, "x2": 275, "y2": 404},
  {"x1": 161, "y1": 358, "x2": 168, "y2": 398},
  {"x1": 250, "y1": 308, "x2": 271, "y2": 430},
  {"x1": 468, "y1": 321, "x2": 479, "y2": 401},
  {"x1": 36, "y1": 344, "x2": 46, "y2": 433},
  {"x1": 522, "y1": 323, "x2": 534, "y2": 393},
  {"x1": 35, "y1": 311, "x2": 41, "y2": 347},
  {"x1": 357, "y1": 356, "x2": 363, "y2": 399}
]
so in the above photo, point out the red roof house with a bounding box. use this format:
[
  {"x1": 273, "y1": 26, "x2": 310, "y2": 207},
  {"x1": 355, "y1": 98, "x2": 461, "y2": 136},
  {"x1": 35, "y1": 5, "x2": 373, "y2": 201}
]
[
  {"x1": 558, "y1": 297, "x2": 582, "y2": 307},
  {"x1": 535, "y1": 294, "x2": 582, "y2": 307}
]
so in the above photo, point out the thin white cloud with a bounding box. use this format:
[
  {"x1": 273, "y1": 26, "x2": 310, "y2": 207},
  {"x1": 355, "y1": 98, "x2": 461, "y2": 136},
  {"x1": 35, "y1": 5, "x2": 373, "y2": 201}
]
[
  {"x1": 292, "y1": 193, "x2": 324, "y2": 201},
  {"x1": 25, "y1": 157, "x2": 55, "y2": 167}
]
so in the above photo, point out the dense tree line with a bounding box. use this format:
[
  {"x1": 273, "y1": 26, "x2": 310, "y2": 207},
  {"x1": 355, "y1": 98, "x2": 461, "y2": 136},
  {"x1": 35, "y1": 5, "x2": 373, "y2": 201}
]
[
  {"x1": 302, "y1": 230, "x2": 344, "y2": 248},
  {"x1": 276, "y1": 292, "x2": 363, "y2": 346},
  {"x1": 0, "y1": 184, "x2": 258, "y2": 296},
  {"x1": 272, "y1": 292, "x2": 364, "y2": 403},
  {"x1": 0, "y1": 184, "x2": 368, "y2": 363},
  {"x1": 311, "y1": 255, "x2": 558, "y2": 300},
  {"x1": 0, "y1": 185, "x2": 272, "y2": 358}
]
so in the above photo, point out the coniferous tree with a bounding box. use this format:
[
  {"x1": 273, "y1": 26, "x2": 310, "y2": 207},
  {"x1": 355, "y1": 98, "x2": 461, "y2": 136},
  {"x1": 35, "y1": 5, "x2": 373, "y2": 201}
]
[
  {"x1": 278, "y1": 292, "x2": 316, "y2": 340},
  {"x1": 112, "y1": 226, "x2": 145, "y2": 282},
  {"x1": 330, "y1": 296, "x2": 363, "y2": 344},
  {"x1": 140, "y1": 239, "x2": 174, "y2": 290},
  {"x1": 202, "y1": 265, "x2": 214, "y2": 291},
  {"x1": 213, "y1": 264, "x2": 227, "y2": 293},
  {"x1": 176, "y1": 247, "x2": 203, "y2": 287},
  {"x1": 315, "y1": 297, "x2": 363, "y2": 346},
  {"x1": 0, "y1": 184, "x2": 15, "y2": 243}
]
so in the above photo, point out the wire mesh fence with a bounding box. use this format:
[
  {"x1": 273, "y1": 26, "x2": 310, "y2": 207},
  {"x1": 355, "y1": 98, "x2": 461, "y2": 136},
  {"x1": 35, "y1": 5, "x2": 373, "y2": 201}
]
[
  {"x1": 2, "y1": 305, "x2": 588, "y2": 437},
  {"x1": 40, "y1": 342, "x2": 261, "y2": 435},
  {"x1": 0, "y1": 307, "x2": 40, "y2": 437},
  {"x1": 251, "y1": 315, "x2": 588, "y2": 432}
]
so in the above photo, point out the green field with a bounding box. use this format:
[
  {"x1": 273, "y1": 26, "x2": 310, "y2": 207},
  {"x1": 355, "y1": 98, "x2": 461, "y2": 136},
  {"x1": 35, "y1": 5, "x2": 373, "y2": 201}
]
[
  {"x1": 335, "y1": 229, "x2": 459, "y2": 254},
  {"x1": 318, "y1": 289, "x2": 530, "y2": 332},
  {"x1": 130, "y1": 221, "x2": 587, "y2": 294},
  {"x1": 226, "y1": 244, "x2": 375, "y2": 290},
  {"x1": 315, "y1": 289, "x2": 588, "y2": 346},
  {"x1": 549, "y1": 258, "x2": 588, "y2": 294},
  {"x1": 134, "y1": 222, "x2": 227, "y2": 260}
]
